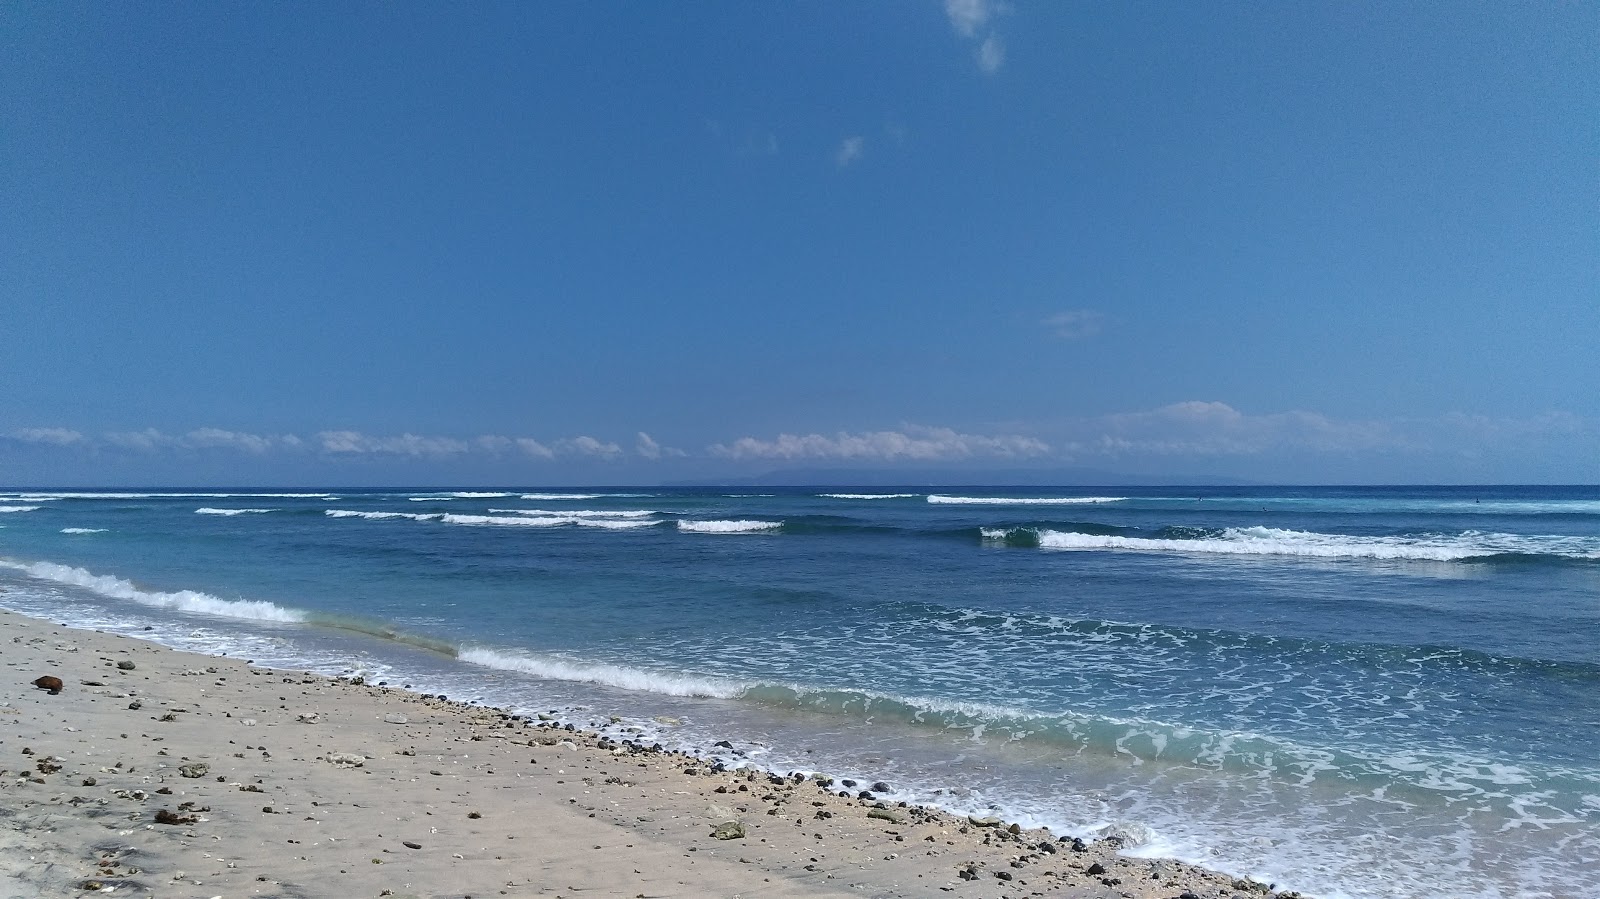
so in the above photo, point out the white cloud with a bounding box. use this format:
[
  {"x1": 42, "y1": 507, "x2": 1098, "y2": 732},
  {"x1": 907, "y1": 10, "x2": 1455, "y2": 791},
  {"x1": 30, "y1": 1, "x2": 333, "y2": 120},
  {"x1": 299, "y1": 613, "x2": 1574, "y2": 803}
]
[
  {"x1": 711, "y1": 426, "x2": 1049, "y2": 462},
  {"x1": 316, "y1": 431, "x2": 470, "y2": 457},
  {"x1": 9, "y1": 427, "x2": 83, "y2": 445},
  {"x1": 474, "y1": 435, "x2": 513, "y2": 454},
  {"x1": 104, "y1": 428, "x2": 176, "y2": 451},
  {"x1": 1067, "y1": 402, "x2": 1401, "y2": 457},
  {"x1": 835, "y1": 136, "x2": 865, "y2": 167},
  {"x1": 636, "y1": 432, "x2": 662, "y2": 460},
  {"x1": 184, "y1": 427, "x2": 278, "y2": 453},
  {"x1": 557, "y1": 435, "x2": 623, "y2": 459},
  {"x1": 976, "y1": 34, "x2": 1005, "y2": 73},
  {"x1": 944, "y1": 0, "x2": 996, "y2": 38},
  {"x1": 945, "y1": 0, "x2": 1008, "y2": 73},
  {"x1": 515, "y1": 438, "x2": 555, "y2": 460},
  {"x1": 1044, "y1": 309, "x2": 1104, "y2": 339}
]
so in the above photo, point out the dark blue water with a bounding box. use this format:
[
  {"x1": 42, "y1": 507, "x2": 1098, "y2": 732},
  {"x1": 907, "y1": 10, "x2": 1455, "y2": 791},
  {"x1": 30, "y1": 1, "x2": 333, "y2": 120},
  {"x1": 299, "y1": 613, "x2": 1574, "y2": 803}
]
[{"x1": 2, "y1": 486, "x2": 1597, "y2": 899}]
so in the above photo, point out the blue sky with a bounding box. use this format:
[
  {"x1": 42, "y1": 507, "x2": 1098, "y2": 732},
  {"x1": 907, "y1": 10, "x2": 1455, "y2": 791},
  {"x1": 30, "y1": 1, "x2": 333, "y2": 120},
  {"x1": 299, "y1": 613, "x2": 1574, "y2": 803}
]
[{"x1": 2, "y1": 1, "x2": 1596, "y2": 486}]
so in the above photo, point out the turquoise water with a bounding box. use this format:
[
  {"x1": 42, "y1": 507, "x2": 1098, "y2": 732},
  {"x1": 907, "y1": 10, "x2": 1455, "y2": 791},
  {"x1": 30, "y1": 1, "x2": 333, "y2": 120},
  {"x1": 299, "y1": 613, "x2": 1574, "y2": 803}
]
[{"x1": 2, "y1": 486, "x2": 1597, "y2": 898}]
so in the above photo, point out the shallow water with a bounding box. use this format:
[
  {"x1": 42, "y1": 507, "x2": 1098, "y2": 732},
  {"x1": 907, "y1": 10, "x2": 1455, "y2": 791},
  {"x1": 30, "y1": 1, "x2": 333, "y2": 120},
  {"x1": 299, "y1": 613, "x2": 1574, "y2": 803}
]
[{"x1": 2, "y1": 485, "x2": 1596, "y2": 898}]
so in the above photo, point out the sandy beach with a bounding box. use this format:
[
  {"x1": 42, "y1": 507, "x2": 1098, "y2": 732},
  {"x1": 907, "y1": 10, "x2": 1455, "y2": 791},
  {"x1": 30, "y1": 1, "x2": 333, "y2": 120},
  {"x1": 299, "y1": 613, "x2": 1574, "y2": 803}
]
[{"x1": 0, "y1": 608, "x2": 1300, "y2": 899}]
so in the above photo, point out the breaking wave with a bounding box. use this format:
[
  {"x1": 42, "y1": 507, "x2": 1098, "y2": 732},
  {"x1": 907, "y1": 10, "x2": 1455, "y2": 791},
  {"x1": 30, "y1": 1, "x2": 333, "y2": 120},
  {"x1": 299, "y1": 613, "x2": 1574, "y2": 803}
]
[
  {"x1": 458, "y1": 647, "x2": 741, "y2": 698},
  {"x1": 929, "y1": 495, "x2": 1127, "y2": 505},
  {"x1": 0, "y1": 560, "x2": 305, "y2": 622},
  {"x1": 677, "y1": 519, "x2": 783, "y2": 534},
  {"x1": 1029, "y1": 526, "x2": 1600, "y2": 562},
  {"x1": 60, "y1": 528, "x2": 107, "y2": 535},
  {"x1": 195, "y1": 507, "x2": 275, "y2": 516},
  {"x1": 441, "y1": 513, "x2": 656, "y2": 530},
  {"x1": 0, "y1": 506, "x2": 40, "y2": 513},
  {"x1": 821, "y1": 493, "x2": 918, "y2": 500},
  {"x1": 326, "y1": 509, "x2": 440, "y2": 521}
]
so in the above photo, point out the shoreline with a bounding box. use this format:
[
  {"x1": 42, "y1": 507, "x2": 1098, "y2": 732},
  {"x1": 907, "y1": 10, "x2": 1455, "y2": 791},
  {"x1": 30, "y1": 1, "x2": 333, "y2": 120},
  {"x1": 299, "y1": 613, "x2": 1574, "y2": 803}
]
[{"x1": 2, "y1": 608, "x2": 1306, "y2": 899}]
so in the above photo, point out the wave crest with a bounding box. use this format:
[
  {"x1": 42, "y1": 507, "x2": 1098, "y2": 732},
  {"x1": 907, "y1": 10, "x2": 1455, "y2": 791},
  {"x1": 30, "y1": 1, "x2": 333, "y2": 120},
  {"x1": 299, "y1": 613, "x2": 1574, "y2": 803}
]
[
  {"x1": 0, "y1": 560, "x2": 305, "y2": 622},
  {"x1": 930, "y1": 495, "x2": 1126, "y2": 505},
  {"x1": 677, "y1": 519, "x2": 782, "y2": 534},
  {"x1": 458, "y1": 647, "x2": 740, "y2": 698}
]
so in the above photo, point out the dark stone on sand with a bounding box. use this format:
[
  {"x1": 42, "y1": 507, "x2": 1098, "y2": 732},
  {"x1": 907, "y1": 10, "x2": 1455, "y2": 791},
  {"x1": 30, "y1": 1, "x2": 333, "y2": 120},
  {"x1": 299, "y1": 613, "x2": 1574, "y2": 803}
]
[
  {"x1": 994, "y1": 870, "x2": 1013, "y2": 881},
  {"x1": 154, "y1": 809, "x2": 197, "y2": 825},
  {"x1": 1071, "y1": 837, "x2": 1088, "y2": 852},
  {"x1": 958, "y1": 866, "x2": 979, "y2": 881},
  {"x1": 857, "y1": 790, "x2": 873, "y2": 800},
  {"x1": 871, "y1": 781, "x2": 891, "y2": 793},
  {"x1": 116, "y1": 660, "x2": 135, "y2": 670},
  {"x1": 32, "y1": 675, "x2": 63, "y2": 694},
  {"x1": 1087, "y1": 862, "x2": 1107, "y2": 875},
  {"x1": 403, "y1": 841, "x2": 422, "y2": 849},
  {"x1": 841, "y1": 779, "x2": 857, "y2": 787},
  {"x1": 711, "y1": 821, "x2": 746, "y2": 840},
  {"x1": 1036, "y1": 840, "x2": 1056, "y2": 853},
  {"x1": 81, "y1": 776, "x2": 97, "y2": 786}
]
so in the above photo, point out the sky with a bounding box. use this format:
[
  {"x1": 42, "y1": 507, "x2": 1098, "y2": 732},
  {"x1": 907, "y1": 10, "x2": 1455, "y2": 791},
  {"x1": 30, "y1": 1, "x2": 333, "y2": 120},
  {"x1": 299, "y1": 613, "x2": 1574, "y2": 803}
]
[{"x1": 2, "y1": 1, "x2": 1596, "y2": 486}]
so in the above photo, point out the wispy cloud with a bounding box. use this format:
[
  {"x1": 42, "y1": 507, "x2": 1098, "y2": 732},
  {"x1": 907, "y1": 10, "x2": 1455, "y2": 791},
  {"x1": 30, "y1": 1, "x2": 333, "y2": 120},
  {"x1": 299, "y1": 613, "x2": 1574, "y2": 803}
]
[
  {"x1": 317, "y1": 430, "x2": 471, "y2": 457},
  {"x1": 9, "y1": 427, "x2": 84, "y2": 446},
  {"x1": 555, "y1": 435, "x2": 623, "y2": 459},
  {"x1": 1055, "y1": 401, "x2": 1443, "y2": 460},
  {"x1": 976, "y1": 34, "x2": 1005, "y2": 74},
  {"x1": 1044, "y1": 309, "x2": 1104, "y2": 339},
  {"x1": 515, "y1": 438, "x2": 555, "y2": 460},
  {"x1": 944, "y1": 0, "x2": 995, "y2": 38},
  {"x1": 945, "y1": 0, "x2": 1008, "y2": 74},
  {"x1": 711, "y1": 426, "x2": 1049, "y2": 462},
  {"x1": 835, "y1": 136, "x2": 865, "y2": 168}
]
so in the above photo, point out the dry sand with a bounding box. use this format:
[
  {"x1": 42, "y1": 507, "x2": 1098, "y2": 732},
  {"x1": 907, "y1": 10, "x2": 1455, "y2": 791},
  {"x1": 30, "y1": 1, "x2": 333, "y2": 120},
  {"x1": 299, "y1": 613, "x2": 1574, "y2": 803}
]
[{"x1": 0, "y1": 609, "x2": 1306, "y2": 899}]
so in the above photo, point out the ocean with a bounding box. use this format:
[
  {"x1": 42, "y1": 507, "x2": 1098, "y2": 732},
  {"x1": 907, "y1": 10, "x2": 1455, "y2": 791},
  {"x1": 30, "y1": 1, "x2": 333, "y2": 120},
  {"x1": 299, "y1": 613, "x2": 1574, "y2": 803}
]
[{"x1": 1, "y1": 485, "x2": 1596, "y2": 898}]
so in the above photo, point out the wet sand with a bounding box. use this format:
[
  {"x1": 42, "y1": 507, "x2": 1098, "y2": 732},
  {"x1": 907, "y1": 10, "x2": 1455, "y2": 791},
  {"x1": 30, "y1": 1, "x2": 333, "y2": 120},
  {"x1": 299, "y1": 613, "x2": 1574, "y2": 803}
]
[{"x1": 0, "y1": 609, "x2": 1303, "y2": 898}]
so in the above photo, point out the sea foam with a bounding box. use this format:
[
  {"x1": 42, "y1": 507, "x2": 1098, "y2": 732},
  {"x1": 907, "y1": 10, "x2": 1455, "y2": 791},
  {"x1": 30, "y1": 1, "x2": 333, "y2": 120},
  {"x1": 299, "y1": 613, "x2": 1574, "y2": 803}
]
[
  {"x1": 195, "y1": 507, "x2": 275, "y2": 516},
  {"x1": 458, "y1": 646, "x2": 741, "y2": 698},
  {"x1": 929, "y1": 495, "x2": 1126, "y2": 505},
  {"x1": 1032, "y1": 526, "x2": 1598, "y2": 561},
  {"x1": 0, "y1": 560, "x2": 305, "y2": 622},
  {"x1": 676, "y1": 519, "x2": 782, "y2": 534}
]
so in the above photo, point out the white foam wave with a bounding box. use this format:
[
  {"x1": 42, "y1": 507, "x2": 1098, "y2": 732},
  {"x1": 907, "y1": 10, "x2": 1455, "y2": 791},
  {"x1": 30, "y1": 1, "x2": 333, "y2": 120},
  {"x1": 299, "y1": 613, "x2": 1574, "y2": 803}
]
[
  {"x1": 458, "y1": 647, "x2": 741, "y2": 698},
  {"x1": 195, "y1": 507, "x2": 275, "y2": 516},
  {"x1": 0, "y1": 560, "x2": 305, "y2": 622},
  {"x1": 487, "y1": 508, "x2": 656, "y2": 518},
  {"x1": 677, "y1": 519, "x2": 783, "y2": 534},
  {"x1": 520, "y1": 493, "x2": 602, "y2": 500},
  {"x1": 60, "y1": 528, "x2": 107, "y2": 534},
  {"x1": 325, "y1": 510, "x2": 440, "y2": 521},
  {"x1": 1034, "y1": 527, "x2": 1599, "y2": 561},
  {"x1": 0, "y1": 505, "x2": 40, "y2": 513},
  {"x1": 929, "y1": 495, "x2": 1127, "y2": 505},
  {"x1": 440, "y1": 513, "x2": 655, "y2": 530},
  {"x1": 821, "y1": 493, "x2": 917, "y2": 500}
]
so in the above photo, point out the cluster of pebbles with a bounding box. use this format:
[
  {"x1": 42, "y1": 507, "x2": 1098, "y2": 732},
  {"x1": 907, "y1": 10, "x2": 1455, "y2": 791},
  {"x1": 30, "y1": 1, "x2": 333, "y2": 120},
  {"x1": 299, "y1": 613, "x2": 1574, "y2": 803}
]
[{"x1": 1, "y1": 611, "x2": 1312, "y2": 898}]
